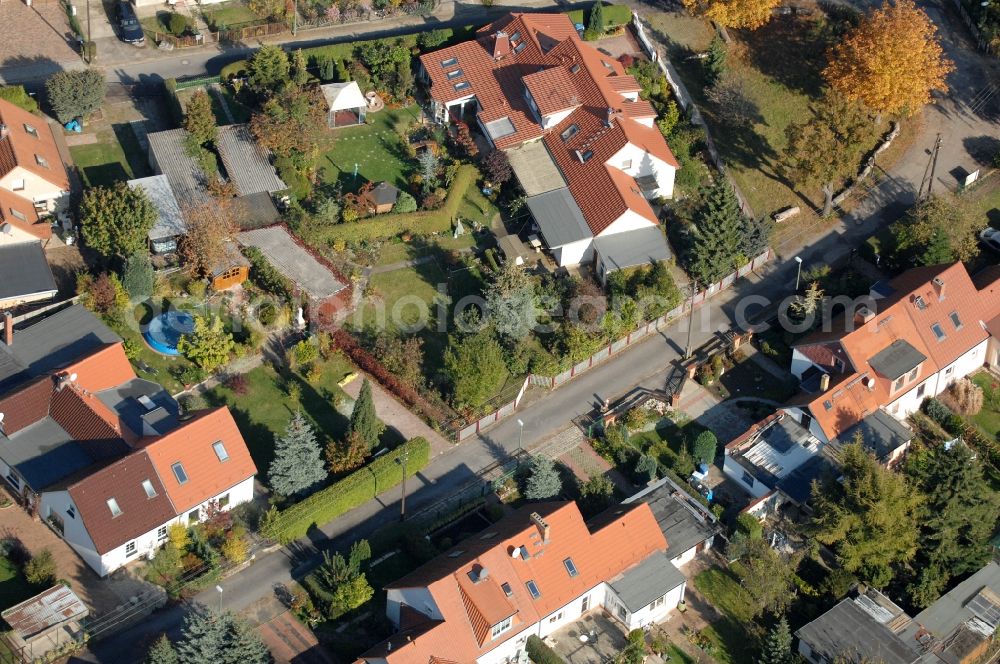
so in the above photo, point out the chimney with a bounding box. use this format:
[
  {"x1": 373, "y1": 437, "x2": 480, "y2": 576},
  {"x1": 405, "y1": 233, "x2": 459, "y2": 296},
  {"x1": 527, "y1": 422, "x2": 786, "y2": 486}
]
[
  {"x1": 493, "y1": 31, "x2": 510, "y2": 59},
  {"x1": 854, "y1": 306, "x2": 875, "y2": 326},
  {"x1": 819, "y1": 373, "x2": 830, "y2": 392},
  {"x1": 0, "y1": 124, "x2": 8, "y2": 139},
  {"x1": 3, "y1": 312, "x2": 11, "y2": 346},
  {"x1": 529, "y1": 511, "x2": 550, "y2": 543},
  {"x1": 605, "y1": 107, "x2": 615, "y2": 127},
  {"x1": 932, "y1": 276, "x2": 945, "y2": 301}
]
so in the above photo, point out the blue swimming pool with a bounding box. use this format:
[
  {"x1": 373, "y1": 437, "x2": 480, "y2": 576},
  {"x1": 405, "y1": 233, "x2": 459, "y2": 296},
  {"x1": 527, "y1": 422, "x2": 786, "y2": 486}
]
[{"x1": 142, "y1": 310, "x2": 195, "y2": 356}]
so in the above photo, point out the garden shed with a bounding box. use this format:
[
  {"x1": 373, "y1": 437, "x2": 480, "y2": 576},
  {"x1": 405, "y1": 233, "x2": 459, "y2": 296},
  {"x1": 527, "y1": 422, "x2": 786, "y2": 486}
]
[
  {"x1": 321, "y1": 81, "x2": 368, "y2": 128},
  {"x1": 364, "y1": 181, "x2": 399, "y2": 214}
]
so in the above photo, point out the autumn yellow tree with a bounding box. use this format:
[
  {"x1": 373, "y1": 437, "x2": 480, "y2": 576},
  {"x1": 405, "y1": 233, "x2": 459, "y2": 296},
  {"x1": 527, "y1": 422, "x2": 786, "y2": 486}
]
[
  {"x1": 824, "y1": 0, "x2": 952, "y2": 118},
  {"x1": 180, "y1": 197, "x2": 238, "y2": 279},
  {"x1": 681, "y1": 0, "x2": 780, "y2": 29}
]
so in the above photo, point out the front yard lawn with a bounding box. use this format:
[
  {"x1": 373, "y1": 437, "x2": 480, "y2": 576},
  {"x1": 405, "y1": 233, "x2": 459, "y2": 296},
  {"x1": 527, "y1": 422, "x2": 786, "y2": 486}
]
[
  {"x1": 692, "y1": 567, "x2": 758, "y2": 664},
  {"x1": 630, "y1": 414, "x2": 709, "y2": 468},
  {"x1": 202, "y1": 2, "x2": 261, "y2": 29},
  {"x1": 316, "y1": 105, "x2": 421, "y2": 194},
  {"x1": 968, "y1": 372, "x2": 1000, "y2": 441},
  {"x1": 0, "y1": 555, "x2": 33, "y2": 612},
  {"x1": 70, "y1": 124, "x2": 149, "y2": 187}
]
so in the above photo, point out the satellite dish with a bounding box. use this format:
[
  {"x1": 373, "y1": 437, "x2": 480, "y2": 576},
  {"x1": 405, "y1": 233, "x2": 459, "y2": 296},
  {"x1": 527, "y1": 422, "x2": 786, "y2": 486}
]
[
  {"x1": 0, "y1": 413, "x2": 5, "y2": 424},
  {"x1": 69, "y1": 373, "x2": 78, "y2": 383},
  {"x1": 0, "y1": 223, "x2": 12, "y2": 235},
  {"x1": 510, "y1": 546, "x2": 521, "y2": 559}
]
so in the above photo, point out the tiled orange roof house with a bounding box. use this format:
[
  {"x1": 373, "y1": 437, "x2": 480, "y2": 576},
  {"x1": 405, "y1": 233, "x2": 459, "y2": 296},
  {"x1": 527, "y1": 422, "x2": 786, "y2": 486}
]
[
  {"x1": 0, "y1": 305, "x2": 257, "y2": 576},
  {"x1": 357, "y1": 501, "x2": 688, "y2": 664},
  {"x1": 723, "y1": 262, "x2": 1000, "y2": 514},
  {"x1": 0, "y1": 98, "x2": 69, "y2": 243},
  {"x1": 419, "y1": 13, "x2": 676, "y2": 282}
]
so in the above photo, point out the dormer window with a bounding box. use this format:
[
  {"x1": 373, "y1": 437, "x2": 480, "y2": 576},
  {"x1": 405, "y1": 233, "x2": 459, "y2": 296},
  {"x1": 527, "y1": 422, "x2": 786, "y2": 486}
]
[
  {"x1": 446, "y1": 69, "x2": 464, "y2": 80},
  {"x1": 454, "y1": 81, "x2": 471, "y2": 92},
  {"x1": 577, "y1": 149, "x2": 593, "y2": 162},
  {"x1": 142, "y1": 479, "x2": 157, "y2": 498},
  {"x1": 560, "y1": 124, "x2": 579, "y2": 141},
  {"x1": 107, "y1": 498, "x2": 122, "y2": 517},
  {"x1": 441, "y1": 57, "x2": 458, "y2": 68},
  {"x1": 490, "y1": 616, "x2": 513, "y2": 639}
]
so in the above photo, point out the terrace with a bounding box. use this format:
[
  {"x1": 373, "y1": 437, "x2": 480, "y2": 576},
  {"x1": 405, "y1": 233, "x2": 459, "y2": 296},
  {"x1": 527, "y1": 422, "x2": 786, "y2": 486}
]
[{"x1": 546, "y1": 612, "x2": 629, "y2": 664}]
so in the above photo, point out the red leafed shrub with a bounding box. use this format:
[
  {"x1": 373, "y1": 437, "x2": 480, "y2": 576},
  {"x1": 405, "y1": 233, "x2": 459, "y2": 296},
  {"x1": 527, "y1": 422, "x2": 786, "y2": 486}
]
[
  {"x1": 330, "y1": 329, "x2": 449, "y2": 424},
  {"x1": 226, "y1": 373, "x2": 249, "y2": 395},
  {"x1": 618, "y1": 53, "x2": 636, "y2": 69},
  {"x1": 421, "y1": 193, "x2": 444, "y2": 210}
]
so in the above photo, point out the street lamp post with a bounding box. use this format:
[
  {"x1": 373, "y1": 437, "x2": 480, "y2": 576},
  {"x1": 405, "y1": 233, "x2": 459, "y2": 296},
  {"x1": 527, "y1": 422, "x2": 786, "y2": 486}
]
[
  {"x1": 215, "y1": 585, "x2": 223, "y2": 612},
  {"x1": 794, "y1": 256, "x2": 803, "y2": 292},
  {"x1": 516, "y1": 419, "x2": 524, "y2": 455},
  {"x1": 397, "y1": 447, "x2": 410, "y2": 522}
]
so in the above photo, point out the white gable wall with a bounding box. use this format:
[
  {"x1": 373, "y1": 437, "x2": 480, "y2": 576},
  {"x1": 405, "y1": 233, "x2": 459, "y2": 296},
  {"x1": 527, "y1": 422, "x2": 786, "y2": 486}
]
[
  {"x1": 599, "y1": 209, "x2": 656, "y2": 238},
  {"x1": 39, "y1": 490, "x2": 103, "y2": 575},
  {"x1": 552, "y1": 237, "x2": 594, "y2": 267},
  {"x1": 386, "y1": 587, "x2": 443, "y2": 627},
  {"x1": 606, "y1": 144, "x2": 676, "y2": 200},
  {"x1": 0, "y1": 166, "x2": 67, "y2": 213}
]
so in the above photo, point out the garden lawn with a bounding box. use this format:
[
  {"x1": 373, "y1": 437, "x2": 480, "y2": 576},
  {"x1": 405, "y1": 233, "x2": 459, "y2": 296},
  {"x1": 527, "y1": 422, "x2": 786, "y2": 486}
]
[
  {"x1": 692, "y1": 567, "x2": 757, "y2": 664},
  {"x1": 202, "y1": 358, "x2": 402, "y2": 475},
  {"x1": 630, "y1": 414, "x2": 709, "y2": 468},
  {"x1": 70, "y1": 125, "x2": 149, "y2": 187},
  {"x1": 375, "y1": 233, "x2": 477, "y2": 267},
  {"x1": 202, "y1": 2, "x2": 261, "y2": 29},
  {"x1": 968, "y1": 372, "x2": 1000, "y2": 440},
  {"x1": 316, "y1": 105, "x2": 421, "y2": 194},
  {"x1": 0, "y1": 555, "x2": 33, "y2": 612}
]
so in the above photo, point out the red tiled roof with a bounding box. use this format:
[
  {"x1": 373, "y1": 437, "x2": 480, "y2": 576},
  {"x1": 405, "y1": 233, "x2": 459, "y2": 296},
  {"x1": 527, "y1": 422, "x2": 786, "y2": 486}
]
[
  {"x1": 0, "y1": 188, "x2": 50, "y2": 240},
  {"x1": 68, "y1": 450, "x2": 176, "y2": 554},
  {"x1": 0, "y1": 99, "x2": 70, "y2": 191},
  {"x1": 140, "y1": 407, "x2": 257, "y2": 513},
  {"x1": 794, "y1": 262, "x2": 1000, "y2": 440},
  {"x1": 372, "y1": 502, "x2": 667, "y2": 663},
  {"x1": 0, "y1": 376, "x2": 53, "y2": 434},
  {"x1": 62, "y1": 343, "x2": 136, "y2": 393},
  {"x1": 522, "y1": 66, "x2": 581, "y2": 116},
  {"x1": 50, "y1": 386, "x2": 125, "y2": 453}
]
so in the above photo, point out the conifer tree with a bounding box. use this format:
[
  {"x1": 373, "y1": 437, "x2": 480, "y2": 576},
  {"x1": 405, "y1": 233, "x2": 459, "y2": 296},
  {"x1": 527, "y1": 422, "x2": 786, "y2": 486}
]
[
  {"x1": 183, "y1": 89, "x2": 217, "y2": 147},
  {"x1": 684, "y1": 178, "x2": 747, "y2": 284},
  {"x1": 268, "y1": 411, "x2": 327, "y2": 496},
  {"x1": 524, "y1": 455, "x2": 562, "y2": 500},
  {"x1": 174, "y1": 609, "x2": 270, "y2": 664},
  {"x1": 588, "y1": 1, "x2": 606, "y2": 34},
  {"x1": 349, "y1": 380, "x2": 384, "y2": 451},
  {"x1": 757, "y1": 616, "x2": 793, "y2": 664},
  {"x1": 146, "y1": 634, "x2": 179, "y2": 664}
]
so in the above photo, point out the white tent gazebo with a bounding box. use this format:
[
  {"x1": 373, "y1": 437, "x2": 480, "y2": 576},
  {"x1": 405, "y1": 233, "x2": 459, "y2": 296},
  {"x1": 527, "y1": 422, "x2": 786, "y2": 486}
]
[{"x1": 320, "y1": 81, "x2": 368, "y2": 128}]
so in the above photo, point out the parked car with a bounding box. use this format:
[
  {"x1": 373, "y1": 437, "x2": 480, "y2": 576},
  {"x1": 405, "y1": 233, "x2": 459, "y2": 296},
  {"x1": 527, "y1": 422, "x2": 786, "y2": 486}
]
[
  {"x1": 980, "y1": 227, "x2": 1000, "y2": 252},
  {"x1": 115, "y1": 1, "x2": 145, "y2": 45}
]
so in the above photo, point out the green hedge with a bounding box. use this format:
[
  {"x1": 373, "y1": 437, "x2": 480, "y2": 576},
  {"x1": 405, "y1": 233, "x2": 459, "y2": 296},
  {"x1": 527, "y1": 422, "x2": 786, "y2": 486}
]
[
  {"x1": 565, "y1": 3, "x2": 632, "y2": 28},
  {"x1": 261, "y1": 437, "x2": 431, "y2": 544},
  {"x1": 320, "y1": 164, "x2": 478, "y2": 243},
  {"x1": 219, "y1": 60, "x2": 249, "y2": 82},
  {"x1": 163, "y1": 78, "x2": 184, "y2": 127},
  {"x1": 526, "y1": 635, "x2": 566, "y2": 664}
]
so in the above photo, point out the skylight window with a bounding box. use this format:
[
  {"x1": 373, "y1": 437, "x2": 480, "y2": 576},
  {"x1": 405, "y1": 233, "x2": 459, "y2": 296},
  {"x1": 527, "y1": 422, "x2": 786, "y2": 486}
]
[
  {"x1": 172, "y1": 462, "x2": 188, "y2": 484},
  {"x1": 213, "y1": 441, "x2": 229, "y2": 462},
  {"x1": 950, "y1": 311, "x2": 963, "y2": 329},
  {"x1": 23, "y1": 124, "x2": 37, "y2": 138},
  {"x1": 514, "y1": 42, "x2": 527, "y2": 54},
  {"x1": 447, "y1": 550, "x2": 464, "y2": 557},
  {"x1": 569, "y1": 63, "x2": 580, "y2": 74},
  {"x1": 601, "y1": 60, "x2": 612, "y2": 69},
  {"x1": 453, "y1": 81, "x2": 471, "y2": 92},
  {"x1": 501, "y1": 582, "x2": 513, "y2": 597},
  {"x1": 914, "y1": 295, "x2": 927, "y2": 310},
  {"x1": 446, "y1": 69, "x2": 464, "y2": 80},
  {"x1": 441, "y1": 57, "x2": 458, "y2": 68},
  {"x1": 563, "y1": 558, "x2": 578, "y2": 577},
  {"x1": 9, "y1": 208, "x2": 26, "y2": 222},
  {"x1": 823, "y1": 400, "x2": 833, "y2": 411},
  {"x1": 525, "y1": 580, "x2": 541, "y2": 599},
  {"x1": 107, "y1": 498, "x2": 122, "y2": 517},
  {"x1": 142, "y1": 479, "x2": 157, "y2": 498},
  {"x1": 510, "y1": 31, "x2": 521, "y2": 41},
  {"x1": 34, "y1": 154, "x2": 48, "y2": 168},
  {"x1": 561, "y1": 124, "x2": 579, "y2": 141},
  {"x1": 931, "y1": 323, "x2": 946, "y2": 341},
  {"x1": 579, "y1": 149, "x2": 594, "y2": 162}
]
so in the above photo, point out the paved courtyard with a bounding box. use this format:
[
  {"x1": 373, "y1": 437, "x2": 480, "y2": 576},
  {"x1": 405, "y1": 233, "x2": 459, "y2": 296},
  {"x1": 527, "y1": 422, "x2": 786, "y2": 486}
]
[{"x1": 548, "y1": 611, "x2": 630, "y2": 664}]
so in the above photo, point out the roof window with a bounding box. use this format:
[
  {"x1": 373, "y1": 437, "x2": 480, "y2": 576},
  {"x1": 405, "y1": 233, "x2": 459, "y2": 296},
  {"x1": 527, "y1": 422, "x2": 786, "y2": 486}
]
[
  {"x1": 501, "y1": 582, "x2": 513, "y2": 596},
  {"x1": 563, "y1": 558, "x2": 578, "y2": 577},
  {"x1": 601, "y1": 60, "x2": 612, "y2": 69},
  {"x1": 914, "y1": 295, "x2": 927, "y2": 310},
  {"x1": 23, "y1": 124, "x2": 37, "y2": 138},
  {"x1": 949, "y1": 311, "x2": 962, "y2": 329},
  {"x1": 107, "y1": 498, "x2": 122, "y2": 517},
  {"x1": 213, "y1": 440, "x2": 229, "y2": 462},
  {"x1": 34, "y1": 154, "x2": 48, "y2": 168},
  {"x1": 931, "y1": 323, "x2": 946, "y2": 341},
  {"x1": 823, "y1": 400, "x2": 832, "y2": 411},
  {"x1": 9, "y1": 208, "x2": 26, "y2": 222},
  {"x1": 514, "y1": 42, "x2": 527, "y2": 54},
  {"x1": 172, "y1": 462, "x2": 188, "y2": 484},
  {"x1": 447, "y1": 550, "x2": 465, "y2": 557},
  {"x1": 577, "y1": 149, "x2": 594, "y2": 162},
  {"x1": 561, "y1": 124, "x2": 579, "y2": 141},
  {"x1": 569, "y1": 63, "x2": 581, "y2": 74},
  {"x1": 510, "y1": 31, "x2": 521, "y2": 41},
  {"x1": 453, "y1": 81, "x2": 471, "y2": 92},
  {"x1": 142, "y1": 479, "x2": 157, "y2": 498},
  {"x1": 446, "y1": 69, "x2": 464, "y2": 80},
  {"x1": 525, "y1": 580, "x2": 541, "y2": 599},
  {"x1": 441, "y1": 57, "x2": 459, "y2": 68}
]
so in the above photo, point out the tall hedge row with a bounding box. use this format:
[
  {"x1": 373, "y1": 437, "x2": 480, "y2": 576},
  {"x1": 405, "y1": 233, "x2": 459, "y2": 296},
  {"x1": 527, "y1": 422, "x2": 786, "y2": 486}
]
[
  {"x1": 261, "y1": 437, "x2": 431, "y2": 543},
  {"x1": 317, "y1": 164, "x2": 478, "y2": 243}
]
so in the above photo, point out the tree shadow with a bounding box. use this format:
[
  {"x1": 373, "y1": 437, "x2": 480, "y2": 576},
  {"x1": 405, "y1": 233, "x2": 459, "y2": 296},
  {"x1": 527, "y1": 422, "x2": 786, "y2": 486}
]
[
  {"x1": 962, "y1": 135, "x2": 1000, "y2": 167},
  {"x1": 82, "y1": 162, "x2": 130, "y2": 188}
]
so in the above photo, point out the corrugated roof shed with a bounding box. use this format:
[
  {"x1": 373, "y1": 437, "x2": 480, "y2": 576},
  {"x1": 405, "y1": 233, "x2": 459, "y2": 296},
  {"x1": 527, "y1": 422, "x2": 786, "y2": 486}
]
[
  {"x1": 127, "y1": 175, "x2": 186, "y2": 241},
  {"x1": 1, "y1": 585, "x2": 88, "y2": 641},
  {"x1": 216, "y1": 124, "x2": 286, "y2": 196},
  {"x1": 147, "y1": 128, "x2": 209, "y2": 204}
]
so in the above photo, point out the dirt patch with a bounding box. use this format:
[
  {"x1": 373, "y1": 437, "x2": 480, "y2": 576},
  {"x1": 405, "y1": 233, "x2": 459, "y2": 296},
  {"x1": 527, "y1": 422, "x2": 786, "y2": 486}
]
[{"x1": 45, "y1": 245, "x2": 87, "y2": 298}]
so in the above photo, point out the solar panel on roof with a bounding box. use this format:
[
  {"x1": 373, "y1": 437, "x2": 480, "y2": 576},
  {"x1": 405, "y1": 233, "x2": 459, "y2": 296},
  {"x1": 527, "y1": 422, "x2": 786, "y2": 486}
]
[{"x1": 967, "y1": 589, "x2": 1000, "y2": 629}]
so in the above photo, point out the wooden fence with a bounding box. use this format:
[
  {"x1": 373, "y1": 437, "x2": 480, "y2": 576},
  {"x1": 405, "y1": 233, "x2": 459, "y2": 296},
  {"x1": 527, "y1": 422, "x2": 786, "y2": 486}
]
[
  {"x1": 152, "y1": 21, "x2": 286, "y2": 48},
  {"x1": 451, "y1": 249, "x2": 772, "y2": 442}
]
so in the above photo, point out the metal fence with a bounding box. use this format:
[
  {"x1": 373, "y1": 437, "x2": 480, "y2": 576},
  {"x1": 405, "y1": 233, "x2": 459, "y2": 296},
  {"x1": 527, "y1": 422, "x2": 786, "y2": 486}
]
[{"x1": 453, "y1": 249, "x2": 771, "y2": 442}]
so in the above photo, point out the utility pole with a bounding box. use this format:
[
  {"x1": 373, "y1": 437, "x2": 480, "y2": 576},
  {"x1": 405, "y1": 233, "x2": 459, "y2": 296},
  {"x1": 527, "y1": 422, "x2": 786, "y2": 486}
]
[
  {"x1": 292, "y1": 0, "x2": 297, "y2": 35},
  {"x1": 684, "y1": 279, "x2": 697, "y2": 360},
  {"x1": 398, "y1": 446, "x2": 409, "y2": 522},
  {"x1": 86, "y1": 0, "x2": 92, "y2": 63},
  {"x1": 918, "y1": 133, "x2": 942, "y2": 200}
]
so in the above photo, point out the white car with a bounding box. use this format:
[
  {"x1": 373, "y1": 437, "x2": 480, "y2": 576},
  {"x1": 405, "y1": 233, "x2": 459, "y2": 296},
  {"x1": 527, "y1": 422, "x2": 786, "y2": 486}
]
[{"x1": 980, "y1": 228, "x2": 1000, "y2": 253}]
